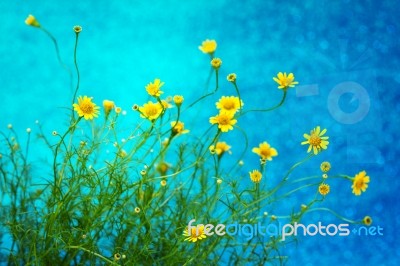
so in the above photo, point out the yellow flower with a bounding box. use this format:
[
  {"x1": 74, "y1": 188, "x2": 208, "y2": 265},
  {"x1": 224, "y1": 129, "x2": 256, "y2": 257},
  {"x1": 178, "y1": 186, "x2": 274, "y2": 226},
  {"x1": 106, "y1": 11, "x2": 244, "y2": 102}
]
[
  {"x1": 73, "y1": 25, "x2": 82, "y2": 33},
  {"x1": 211, "y1": 58, "x2": 222, "y2": 69},
  {"x1": 318, "y1": 183, "x2": 330, "y2": 196},
  {"x1": 138, "y1": 101, "x2": 163, "y2": 121},
  {"x1": 252, "y1": 142, "x2": 278, "y2": 161},
  {"x1": 301, "y1": 126, "x2": 329, "y2": 155},
  {"x1": 115, "y1": 107, "x2": 122, "y2": 114},
  {"x1": 183, "y1": 225, "x2": 207, "y2": 242},
  {"x1": 157, "y1": 161, "x2": 170, "y2": 175},
  {"x1": 171, "y1": 121, "x2": 189, "y2": 135},
  {"x1": 227, "y1": 73, "x2": 237, "y2": 83},
  {"x1": 114, "y1": 253, "x2": 121, "y2": 261},
  {"x1": 73, "y1": 96, "x2": 100, "y2": 120},
  {"x1": 173, "y1": 95, "x2": 184, "y2": 107},
  {"x1": 272, "y1": 72, "x2": 299, "y2": 90},
  {"x1": 351, "y1": 170, "x2": 370, "y2": 196},
  {"x1": 320, "y1": 161, "x2": 331, "y2": 172},
  {"x1": 198, "y1": 39, "x2": 217, "y2": 54},
  {"x1": 209, "y1": 111, "x2": 237, "y2": 132},
  {"x1": 25, "y1": 15, "x2": 40, "y2": 27},
  {"x1": 134, "y1": 207, "x2": 141, "y2": 213},
  {"x1": 145, "y1": 79, "x2": 164, "y2": 97},
  {"x1": 103, "y1": 100, "x2": 115, "y2": 118},
  {"x1": 209, "y1": 141, "x2": 231, "y2": 156},
  {"x1": 216, "y1": 96, "x2": 243, "y2": 114},
  {"x1": 249, "y1": 170, "x2": 262, "y2": 183},
  {"x1": 362, "y1": 216, "x2": 372, "y2": 226},
  {"x1": 160, "y1": 180, "x2": 167, "y2": 187}
]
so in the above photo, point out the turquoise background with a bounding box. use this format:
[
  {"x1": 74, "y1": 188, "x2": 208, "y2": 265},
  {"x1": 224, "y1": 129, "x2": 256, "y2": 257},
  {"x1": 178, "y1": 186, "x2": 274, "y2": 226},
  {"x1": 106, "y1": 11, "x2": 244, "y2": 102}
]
[{"x1": 1, "y1": 0, "x2": 399, "y2": 265}]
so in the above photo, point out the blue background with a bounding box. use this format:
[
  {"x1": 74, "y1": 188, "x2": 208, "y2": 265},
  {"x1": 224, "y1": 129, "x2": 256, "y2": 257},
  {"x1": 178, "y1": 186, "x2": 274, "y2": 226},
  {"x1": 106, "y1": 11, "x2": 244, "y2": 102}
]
[{"x1": 1, "y1": 0, "x2": 399, "y2": 265}]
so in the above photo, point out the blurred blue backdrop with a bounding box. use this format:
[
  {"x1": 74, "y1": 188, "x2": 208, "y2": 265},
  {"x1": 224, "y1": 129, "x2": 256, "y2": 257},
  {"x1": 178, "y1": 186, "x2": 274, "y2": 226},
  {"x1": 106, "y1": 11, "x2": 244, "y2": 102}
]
[{"x1": 1, "y1": 0, "x2": 399, "y2": 265}]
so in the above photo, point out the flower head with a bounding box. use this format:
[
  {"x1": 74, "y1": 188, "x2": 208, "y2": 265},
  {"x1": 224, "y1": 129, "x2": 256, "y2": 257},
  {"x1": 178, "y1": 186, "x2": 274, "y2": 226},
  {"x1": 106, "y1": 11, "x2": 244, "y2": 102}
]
[
  {"x1": 73, "y1": 96, "x2": 100, "y2": 120},
  {"x1": 227, "y1": 73, "x2": 237, "y2": 83},
  {"x1": 160, "y1": 180, "x2": 167, "y2": 187},
  {"x1": 209, "y1": 111, "x2": 237, "y2": 132},
  {"x1": 25, "y1": 15, "x2": 40, "y2": 27},
  {"x1": 211, "y1": 58, "x2": 222, "y2": 69},
  {"x1": 173, "y1": 95, "x2": 184, "y2": 106},
  {"x1": 318, "y1": 183, "x2": 330, "y2": 196},
  {"x1": 198, "y1": 39, "x2": 217, "y2": 54},
  {"x1": 216, "y1": 96, "x2": 243, "y2": 114},
  {"x1": 209, "y1": 141, "x2": 231, "y2": 156},
  {"x1": 301, "y1": 126, "x2": 329, "y2": 155},
  {"x1": 252, "y1": 142, "x2": 278, "y2": 161},
  {"x1": 249, "y1": 170, "x2": 262, "y2": 183},
  {"x1": 145, "y1": 79, "x2": 164, "y2": 97},
  {"x1": 320, "y1": 161, "x2": 331, "y2": 172},
  {"x1": 183, "y1": 225, "x2": 207, "y2": 242},
  {"x1": 362, "y1": 216, "x2": 372, "y2": 226},
  {"x1": 103, "y1": 100, "x2": 115, "y2": 118},
  {"x1": 73, "y1": 25, "x2": 82, "y2": 33},
  {"x1": 273, "y1": 72, "x2": 299, "y2": 90},
  {"x1": 171, "y1": 121, "x2": 189, "y2": 136},
  {"x1": 138, "y1": 101, "x2": 163, "y2": 121},
  {"x1": 352, "y1": 170, "x2": 370, "y2": 196},
  {"x1": 134, "y1": 207, "x2": 141, "y2": 213}
]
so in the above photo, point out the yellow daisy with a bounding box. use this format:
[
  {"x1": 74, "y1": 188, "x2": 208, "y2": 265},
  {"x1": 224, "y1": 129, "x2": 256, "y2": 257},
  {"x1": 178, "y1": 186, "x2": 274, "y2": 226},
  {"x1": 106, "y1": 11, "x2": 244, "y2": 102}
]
[
  {"x1": 318, "y1": 183, "x2": 330, "y2": 196},
  {"x1": 273, "y1": 72, "x2": 299, "y2": 90},
  {"x1": 173, "y1": 95, "x2": 184, "y2": 106},
  {"x1": 145, "y1": 78, "x2": 164, "y2": 97},
  {"x1": 216, "y1": 96, "x2": 243, "y2": 114},
  {"x1": 252, "y1": 142, "x2": 278, "y2": 161},
  {"x1": 227, "y1": 73, "x2": 237, "y2": 83},
  {"x1": 183, "y1": 225, "x2": 207, "y2": 242},
  {"x1": 209, "y1": 111, "x2": 237, "y2": 132},
  {"x1": 171, "y1": 121, "x2": 189, "y2": 135},
  {"x1": 73, "y1": 96, "x2": 100, "y2": 120},
  {"x1": 209, "y1": 141, "x2": 231, "y2": 156},
  {"x1": 211, "y1": 58, "x2": 222, "y2": 69},
  {"x1": 320, "y1": 161, "x2": 331, "y2": 172},
  {"x1": 249, "y1": 170, "x2": 262, "y2": 183},
  {"x1": 198, "y1": 39, "x2": 217, "y2": 54},
  {"x1": 138, "y1": 101, "x2": 163, "y2": 121},
  {"x1": 351, "y1": 170, "x2": 370, "y2": 196},
  {"x1": 301, "y1": 126, "x2": 329, "y2": 155}
]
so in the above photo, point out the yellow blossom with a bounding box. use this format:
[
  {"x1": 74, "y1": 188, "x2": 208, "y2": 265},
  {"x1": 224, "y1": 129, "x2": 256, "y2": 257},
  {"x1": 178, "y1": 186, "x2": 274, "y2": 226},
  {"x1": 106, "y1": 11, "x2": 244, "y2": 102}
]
[
  {"x1": 183, "y1": 225, "x2": 207, "y2": 242},
  {"x1": 173, "y1": 95, "x2": 184, "y2": 106},
  {"x1": 362, "y1": 216, "x2": 372, "y2": 226},
  {"x1": 25, "y1": 15, "x2": 40, "y2": 27},
  {"x1": 145, "y1": 79, "x2": 164, "y2": 97},
  {"x1": 249, "y1": 170, "x2": 262, "y2": 183},
  {"x1": 272, "y1": 72, "x2": 299, "y2": 89},
  {"x1": 211, "y1": 58, "x2": 222, "y2": 69},
  {"x1": 103, "y1": 100, "x2": 115, "y2": 118},
  {"x1": 138, "y1": 101, "x2": 163, "y2": 121},
  {"x1": 171, "y1": 121, "x2": 189, "y2": 135},
  {"x1": 209, "y1": 142, "x2": 231, "y2": 156},
  {"x1": 209, "y1": 111, "x2": 237, "y2": 132},
  {"x1": 73, "y1": 96, "x2": 100, "y2": 120},
  {"x1": 252, "y1": 142, "x2": 278, "y2": 161},
  {"x1": 351, "y1": 170, "x2": 370, "y2": 196},
  {"x1": 318, "y1": 183, "x2": 330, "y2": 196},
  {"x1": 320, "y1": 161, "x2": 331, "y2": 172},
  {"x1": 227, "y1": 73, "x2": 237, "y2": 83},
  {"x1": 301, "y1": 126, "x2": 329, "y2": 155},
  {"x1": 198, "y1": 39, "x2": 217, "y2": 54},
  {"x1": 73, "y1": 25, "x2": 82, "y2": 33},
  {"x1": 216, "y1": 96, "x2": 243, "y2": 114}
]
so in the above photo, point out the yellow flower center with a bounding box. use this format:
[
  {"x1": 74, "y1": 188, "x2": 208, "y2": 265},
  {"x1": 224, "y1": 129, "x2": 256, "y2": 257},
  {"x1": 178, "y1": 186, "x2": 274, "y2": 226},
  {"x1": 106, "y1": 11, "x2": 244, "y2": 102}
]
[
  {"x1": 309, "y1": 134, "x2": 321, "y2": 146},
  {"x1": 355, "y1": 179, "x2": 364, "y2": 189},
  {"x1": 80, "y1": 102, "x2": 94, "y2": 114},
  {"x1": 218, "y1": 115, "x2": 230, "y2": 125}
]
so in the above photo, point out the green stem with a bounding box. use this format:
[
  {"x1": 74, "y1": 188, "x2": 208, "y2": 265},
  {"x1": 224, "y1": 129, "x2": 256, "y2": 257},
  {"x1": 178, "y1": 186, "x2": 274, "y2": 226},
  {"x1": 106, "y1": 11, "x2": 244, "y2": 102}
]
[{"x1": 240, "y1": 90, "x2": 287, "y2": 116}]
